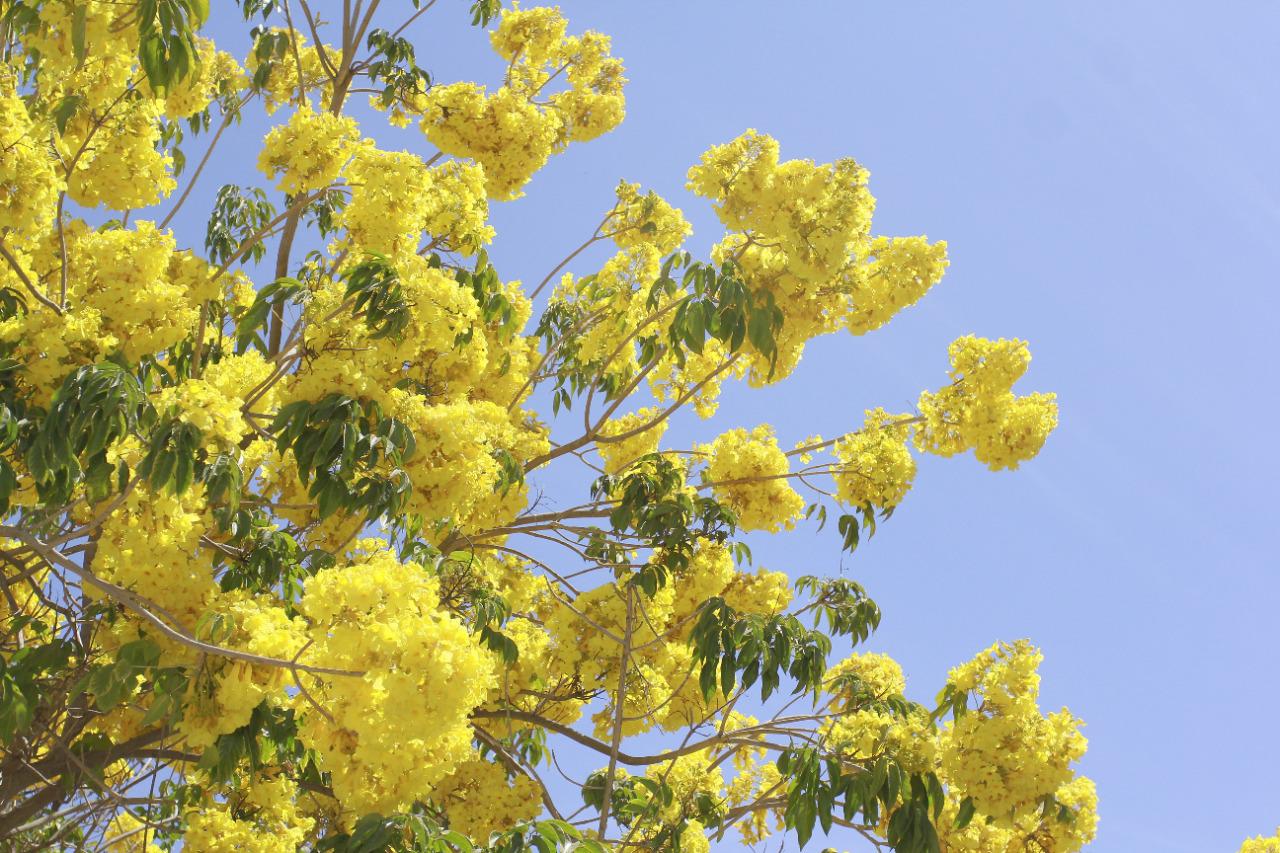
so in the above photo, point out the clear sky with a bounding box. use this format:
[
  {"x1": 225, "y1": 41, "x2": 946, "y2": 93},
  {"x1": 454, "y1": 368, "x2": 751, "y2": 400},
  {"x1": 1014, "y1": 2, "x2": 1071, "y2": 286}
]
[{"x1": 191, "y1": 3, "x2": 1280, "y2": 849}]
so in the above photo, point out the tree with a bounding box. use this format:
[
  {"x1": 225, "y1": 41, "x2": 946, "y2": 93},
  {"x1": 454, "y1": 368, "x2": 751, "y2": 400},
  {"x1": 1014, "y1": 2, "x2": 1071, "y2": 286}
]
[{"x1": 0, "y1": 2, "x2": 1095, "y2": 851}]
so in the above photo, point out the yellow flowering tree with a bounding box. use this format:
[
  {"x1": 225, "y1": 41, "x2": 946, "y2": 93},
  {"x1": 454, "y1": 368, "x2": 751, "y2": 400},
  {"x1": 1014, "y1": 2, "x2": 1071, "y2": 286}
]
[{"x1": 0, "y1": 2, "x2": 1146, "y2": 851}]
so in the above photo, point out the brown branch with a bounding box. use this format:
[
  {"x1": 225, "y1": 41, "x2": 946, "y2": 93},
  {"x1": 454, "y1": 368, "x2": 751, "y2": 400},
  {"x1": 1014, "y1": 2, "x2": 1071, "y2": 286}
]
[
  {"x1": 0, "y1": 729, "x2": 166, "y2": 804},
  {"x1": 0, "y1": 527, "x2": 362, "y2": 680},
  {"x1": 0, "y1": 240, "x2": 62, "y2": 315}
]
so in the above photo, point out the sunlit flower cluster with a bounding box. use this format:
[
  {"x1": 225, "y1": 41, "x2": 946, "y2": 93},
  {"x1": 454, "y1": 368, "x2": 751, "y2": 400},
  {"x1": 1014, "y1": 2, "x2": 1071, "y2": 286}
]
[
  {"x1": 832, "y1": 408, "x2": 917, "y2": 509},
  {"x1": 596, "y1": 408, "x2": 667, "y2": 474},
  {"x1": 941, "y1": 641, "x2": 1088, "y2": 823},
  {"x1": 0, "y1": 83, "x2": 61, "y2": 237},
  {"x1": 340, "y1": 148, "x2": 492, "y2": 256},
  {"x1": 155, "y1": 351, "x2": 276, "y2": 449},
  {"x1": 701, "y1": 425, "x2": 806, "y2": 532},
  {"x1": 297, "y1": 545, "x2": 495, "y2": 816},
  {"x1": 691, "y1": 130, "x2": 948, "y2": 384},
  {"x1": 914, "y1": 336, "x2": 1060, "y2": 470},
  {"x1": 431, "y1": 758, "x2": 543, "y2": 840},
  {"x1": 258, "y1": 103, "x2": 361, "y2": 194},
  {"x1": 417, "y1": 6, "x2": 625, "y2": 198},
  {"x1": 1241, "y1": 830, "x2": 1280, "y2": 853},
  {"x1": 182, "y1": 776, "x2": 315, "y2": 853}
]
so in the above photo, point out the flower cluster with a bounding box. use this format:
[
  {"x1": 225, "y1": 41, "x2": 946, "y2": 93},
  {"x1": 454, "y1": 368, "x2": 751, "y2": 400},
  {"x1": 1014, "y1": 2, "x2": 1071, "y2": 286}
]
[
  {"x1": 914, "y1": 336, "x2": 1060, "y2": 470},
  {"x1": 103, "y1": 811, "x2": 162, "y2": 853},
  {"x1": 940, "y1": 641, "x2": 1088, "y2": 823},
  {"x1": 149, "y1": 36, "x2": 246, "y2": 119},
  {"x1": 182, "y1": 776, "x2": 315, "y2": 853},
  {"x1": 258, "y1": 103, "x2": 361, "y2": 194},
  {"x1": 822, "y1": 653, "x2": 936, "y2": 774},
  {"x1": 551, "y1": 245, "x2": 670, "y2": 398},
  {"x1": 608, "y1": 180, "x2": 692, "y2": 254},
  {"x1": 0, "y1": 83, "x2": 60, "y2": 237},
  {"x1": 155, "y1": 351, "x2": 276, "y2": 449},
  {"x1": 542, "y1": 541, "x2": 793, "y2": 741},
  {"x1": 826, "y1": 651, "x2": 907, "y2": 703},
  {"x1": 390, "y1": 394, "x2": 547, "y2": 535},
  {"x1": 935, "y1": 774, "x2": 1098, "y2": 852},
  {"x1": 297, "y1": 546, "x2": 495, "y2": 816},
  {"x1": 845, "y1": 236, "x2": 950, "y2": 335},
  {"x1": 62, "y1": 100, "x2": 174, "y2": 210},
  {"x1": 1241, "y1": 830, "x2": 1280, "y2": 853},
  {"x1": 645, "y1": 752, "x2": 726, "y2": 825},
  {"x1": 832, "y1": 408, "x2": 917, "y2": 509},
  {"x1": 701, "y1": 425, "x2": 806, "y2": 532},
  {"x1": 244, "y1": 30, "x2": 334, "y2": 114},
  {"x1": 417, "y1": 6, "x2": 625, "y2": 198},
  {"x1": 0, "y1": 224, "x2": 233, "y2": 403},
  {"x1": 339, "y1": 147, "x2": 492, "y2": 256},
  {"x1": 690, "y1": 130, "x2": 948, "y2": 384},
  {"x1": 430, "y1": 758, "x2": 544, "y2": 840},
  {"x1": 95, "y1": 481, "x2": 216, "y2": 625},
  {"x1": 176, "y1": 592, "x2": 306, "y2": 749},
  {"x1": 596, "y1": 408, "x2": 667, "y2": 474}
]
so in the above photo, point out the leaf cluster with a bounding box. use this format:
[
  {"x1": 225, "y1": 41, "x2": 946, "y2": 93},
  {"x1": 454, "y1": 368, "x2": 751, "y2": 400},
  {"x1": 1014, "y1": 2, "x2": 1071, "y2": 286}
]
[
  {"x1": 75, "y1": 638, "x2": 189, "y2": 731},
  {"x1": 136, "y1": 0, "x2": 210, "y2": 94},
  {"x1": 645, "y1": 254, "x2": 784, "y2": 379},
  {"x1": 25, "y1": 363, "x2": 148, "y2": 507},
  {"x1": 207, "y1": 183, "x2": 276, "y2": 267},
  {"x1": 778, "y1": 748, "x2": 945, "y2": 852},
  {"x1": 0, "y1": 633, "x2": 73, "y2": 742},
  {"x1": 365, "y1": 27, "x2": 432, "y2": 108},
  {"x1": 345, "y1": 254, "x2": 413, "y2": 341},
  {"x1": 589, "y1": 455, "x2": 737, "y2": 596},
  {"x1": 271, "y1": 393, "x2": 416, "y2": 522},
  {"x1": 688, "y1": 597, "x2": 833, "y2": 701}
]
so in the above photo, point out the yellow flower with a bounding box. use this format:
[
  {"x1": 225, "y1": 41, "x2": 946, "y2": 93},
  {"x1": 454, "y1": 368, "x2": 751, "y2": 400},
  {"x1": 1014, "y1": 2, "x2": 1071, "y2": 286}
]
[
  {"x1": 155, "y1": 351, "x2": 276, "y2": 449},
  {"x1": 832, "y1": 408, "x2": 916, "y2": 509},
  {"x1": 297, "y1": 545, "x2": 496, "y2": 815},
  {"x1": 846, "y1": 236, "x2": 949, "y2": 335},
  {"x1": 418, "y1": 7, "x2": 625, "y2": 199},
  {"x1": 940, "y1": 641, "x2": 1087, "y2": 824},
  {"x1": 340, "y1": 146, "x2": 492, "y2": 255},
  {"x1": 1241, "y1": 829, "x2": 1280, "y2": 853},
  {"x1": 702, "y1": 425, "x2": 805, "y2": 532},
  {"x1": 183, "y1": 776, "x2": 314, "y2": 853},
  {"x1": 914, "y1": 336, "x2": 1059, "y2": 470},
  {"x1": 826, "y1": 651, "x2": 906, "y2": 703},
  {"x1": 0, "y1": 85, "x2": 61, "y2": 236},
  {"x1": 431, "y1": 758, "x2": 544, "y2": 840},
  {"x1": 609, "y1": 181, "x2": 692, "y2": 255},
  {"x1": 258, "y1": 103, "x2": 360, "y2": 194},
  {"x1": 597, "y1": 408, "x2": 667, "y2": 474},
  {"x1": 63, "y1": 98, "x2": 176, "y2": 210},
  {"x1": 103, "y1": 811, "x2": 162, "y2": 852}
]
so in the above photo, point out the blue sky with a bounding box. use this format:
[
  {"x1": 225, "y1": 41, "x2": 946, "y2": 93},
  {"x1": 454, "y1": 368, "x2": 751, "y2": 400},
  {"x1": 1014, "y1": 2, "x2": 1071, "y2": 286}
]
[{"x1": 188, "y1": 3, "x2": 1280, "y2": 849}]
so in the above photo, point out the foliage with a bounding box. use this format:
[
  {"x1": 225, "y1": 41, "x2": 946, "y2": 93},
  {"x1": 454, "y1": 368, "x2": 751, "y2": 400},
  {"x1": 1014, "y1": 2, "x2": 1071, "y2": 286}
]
[{"x1": 0, "y1": 3, "x2": 1115, "y2": 853}]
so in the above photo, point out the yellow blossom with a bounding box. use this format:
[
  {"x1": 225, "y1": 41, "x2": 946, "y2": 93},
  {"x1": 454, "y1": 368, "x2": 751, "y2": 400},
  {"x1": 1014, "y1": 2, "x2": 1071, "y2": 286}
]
[
  {"x1": 940, "y1": 641, "x2": 1087, "y2": 824},
  {"x1": 702, "y1": 425, "x2": 805, "y2": 532},
  {"x1": 258, "y1": 103, "x2": 360, "y2": 195},
  {"x1": 597, "y1": 408, "x2": 667, "y2": 474},
  {"x1": 832, "y1": 408, "x2": 917, "y2": 509},
  {"x1": 0, "y1": 85, "x2": 61, "y2": 237},
  {"x1": 297, "y1": 545, "x2": 495, "y2": 816},
  {"x1": 914, "y1": 336, "x2": 1059, "y2": 470},
  {"x1": 1241, "y1": 830, "x2": 1280, "y2": 853}
]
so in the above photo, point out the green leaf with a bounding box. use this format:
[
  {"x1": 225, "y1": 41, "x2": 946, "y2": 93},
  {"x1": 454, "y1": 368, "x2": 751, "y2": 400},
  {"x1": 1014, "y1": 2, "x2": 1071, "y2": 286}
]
[
  {"x1": 49, "y1": 92, "x2": 83, "y2": 135},
  {"x1": 71, "y1": 6, "x2": 88, "y2": 67},
  {"x1": 344, "y1": 255, "x2": 411, "y2": 341}
]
